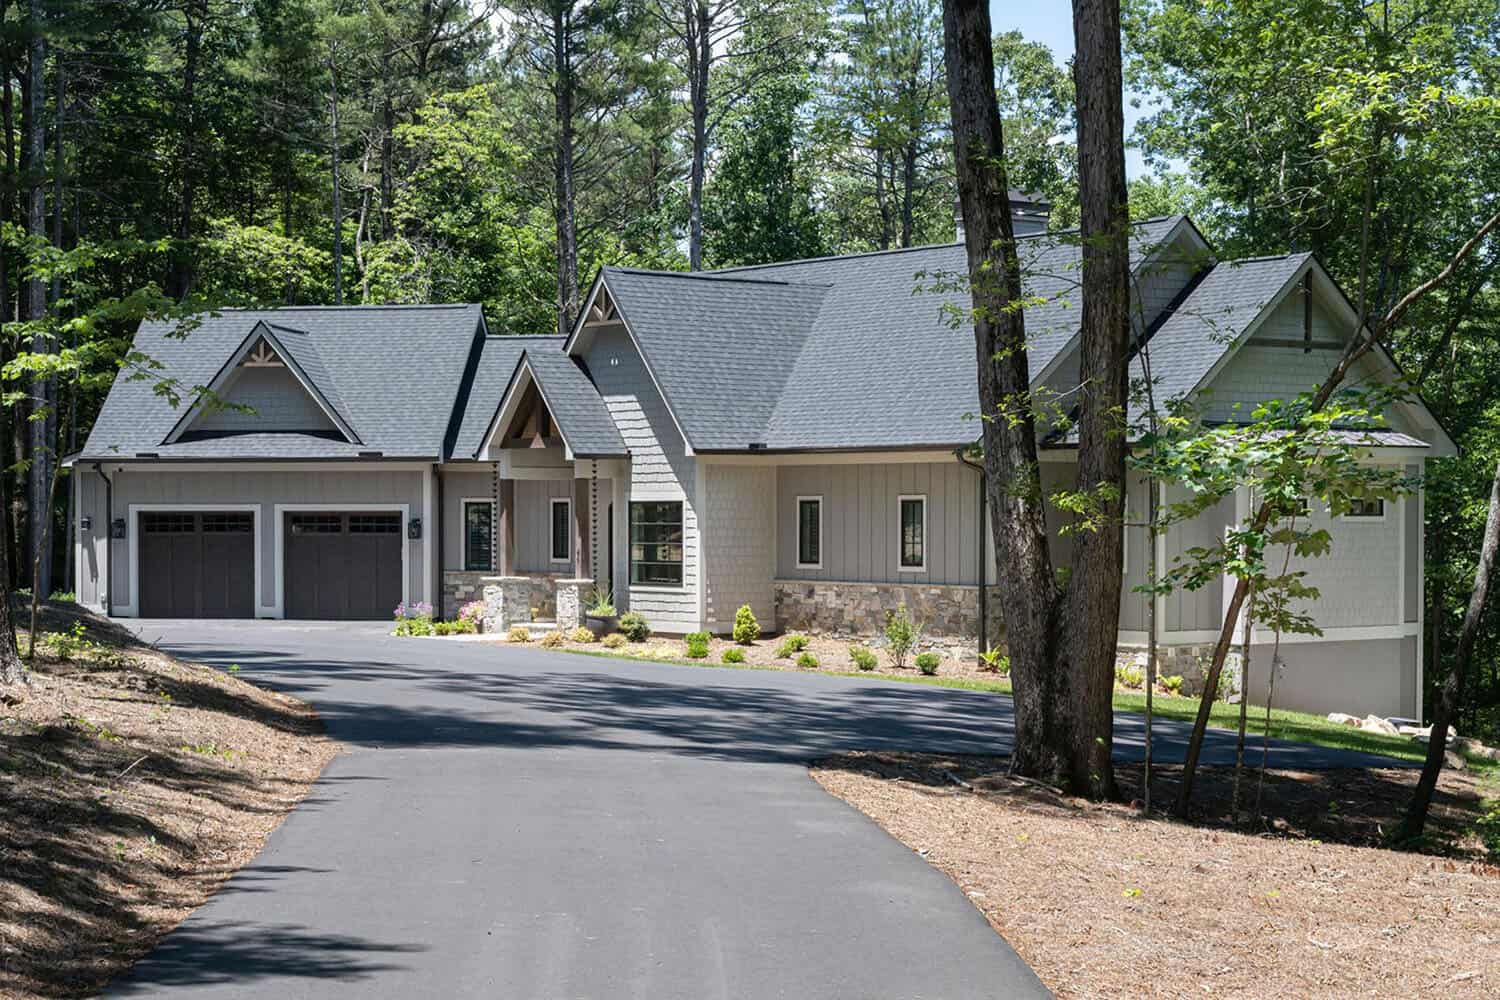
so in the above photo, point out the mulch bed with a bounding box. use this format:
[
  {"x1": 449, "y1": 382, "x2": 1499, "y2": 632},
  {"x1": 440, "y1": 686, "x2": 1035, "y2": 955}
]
[
  {"x1": 812, "y1": 752, "x2": 1499, "y2": 999},
  {"x1": 0, "y1": 604, "x2": 338, "y2": 998}
]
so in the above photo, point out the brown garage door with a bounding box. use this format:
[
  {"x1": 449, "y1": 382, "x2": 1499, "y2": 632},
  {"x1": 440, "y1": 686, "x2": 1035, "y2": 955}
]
[
  {"x1": 284, "y1": 512, "x2": 403, "y2": 620},
  {"x1": 139, "y1": 511, "x2": 256, "y2": 618}
]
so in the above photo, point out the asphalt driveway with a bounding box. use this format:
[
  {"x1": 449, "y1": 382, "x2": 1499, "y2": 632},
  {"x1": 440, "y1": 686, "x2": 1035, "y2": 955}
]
[{"x1": 107, "y1": 622, "x2": 1403, "y2": 999}]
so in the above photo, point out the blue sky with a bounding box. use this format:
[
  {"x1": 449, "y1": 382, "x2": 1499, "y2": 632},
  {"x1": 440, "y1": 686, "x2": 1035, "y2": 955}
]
[{"x1": 989, "y1": 5, "x2": 1156, "y2": 178}]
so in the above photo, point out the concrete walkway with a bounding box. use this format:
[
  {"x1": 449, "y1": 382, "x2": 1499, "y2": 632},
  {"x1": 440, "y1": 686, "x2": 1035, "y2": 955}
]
[{"x1": 107, "y1": 622, "x2": 1403, "y2": 998}]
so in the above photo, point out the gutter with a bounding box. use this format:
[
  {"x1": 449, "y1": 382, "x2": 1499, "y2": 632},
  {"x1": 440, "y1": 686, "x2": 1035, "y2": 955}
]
[{"x1": 953, "y1": 446, "x2": 987, "y2": 666}]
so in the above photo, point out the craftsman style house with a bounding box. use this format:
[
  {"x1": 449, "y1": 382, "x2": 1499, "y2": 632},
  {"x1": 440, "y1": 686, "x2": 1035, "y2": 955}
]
[{"x1": 70, "y1": 205, "x2": 1453, "y2": 719}]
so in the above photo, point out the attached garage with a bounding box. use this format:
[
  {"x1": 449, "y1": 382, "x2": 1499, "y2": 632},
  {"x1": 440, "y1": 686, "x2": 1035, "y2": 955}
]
[
  {"x1": 284, "y1": 511, "x2": 404, "y2": 620},
  {"x1": 139, "y1": 511, "x2": 256, "y2": 618}
]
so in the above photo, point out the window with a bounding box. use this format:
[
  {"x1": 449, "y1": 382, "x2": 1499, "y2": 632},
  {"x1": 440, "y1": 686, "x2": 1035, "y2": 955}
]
[
  {"x1": 349, "y1": 514, "x2": 400, "y2": 534},
  {"x1": 463, "y1": 501, "x2": 493, "y2": 571},
  {"x1": 898, "y1": 495, "x2": 926, "y2": 571},
  {"x1": 796, "y1": 496, "x2": 822, "y2": 568},
  {"x1": 290, "y1": 514, "x2": 342, "y2": 535},
  {"x1": 630, "y1": 501, "x2": 683, "y2": 586},
  {"x1": 1345, "y1": 497, "x2": 1385, "y2": 519},
  {"x1": 550, "y1": 498, "x2": 572, "y2": 563}
]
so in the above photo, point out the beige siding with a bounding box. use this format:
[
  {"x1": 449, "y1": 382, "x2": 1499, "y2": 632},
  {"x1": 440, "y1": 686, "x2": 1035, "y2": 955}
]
[
  {"x1": 1164, "y1": 483, "x2": 1231, "y2": 633},
  {"x1": 194, "y1": 366, "x2": 338, "y2": 433},
  {"x1": 701, "y1": 465, "x2": 775, "y2": 632},
  {"x1": 440, "y1": 466, "x2": 493, "y2": 571},
  {"x1": 580, "y1": 325, "x2": 699, "y2": 631},
  {"x1": 1274, "y1": 496, "x2": 1403, "y2": 629},
  {"x1": 1243, "y1": 636, "x2": 1416, "y2": 719}
]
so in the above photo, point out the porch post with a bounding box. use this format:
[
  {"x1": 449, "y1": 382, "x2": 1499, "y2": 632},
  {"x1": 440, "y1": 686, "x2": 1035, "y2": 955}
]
[
  {"x1": 573, "y1": 474, "x2": 591, "y2": 579},
  {"x1": 497, "y1": 475, "x2": 515, "y2": 577}
]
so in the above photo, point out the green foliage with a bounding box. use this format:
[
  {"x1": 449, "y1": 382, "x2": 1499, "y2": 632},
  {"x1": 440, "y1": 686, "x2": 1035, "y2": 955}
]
[
  {"x1": 849, "y1": 645, "x2": 878, "y2": 671},
  {"x1": 1477, "y1": 799, "x2": 1500, "y2": 857},
  {"x1": 540, "y1": 629, "x2": 567, "y2": 648},
  {"x1": 795, "y1": 651, "x2": 820, "y2": 669},
  {"x1": 722, "y1": 647, "x2": 746, "y2": 664},
  {"x1": 1162, "y1": 674, "x2": 1184, "y2": 695},
  {"x1": 394, "y1": 617, "x2": 436, "y2": 637},
  {"x1": 685, "y1": 632, "x2": 710, "y2": 659},
  {"x1": 507, "y1": 626, "x2": 532, "y2": 643},
  {"x1": 618, "y1": 612, "x2": 651, "y2": 643},
  {"x1": 601, "y1": 632, "x2": 628, "y2": 650},
  {"x1": 587, "y1": 588, "x2": 617, "y2": 616},
  {"x1": 1115, "y1": 663, "x2": 1145, "y2": 690},
  {"x1": 979, "y1": 648, "x2": 1010, "y2": 675},
  {"x1": 914, "y1": 651, "x2": 940, "y2": 676},
  {"x1": 775, "y1": 633, "x2": 811, "y2": 658},
  {"x1": 570, "y1": 626, "x2": 596, "y2": 644},
  {"x1": 432, "y1": 620, "x2": 478, "y2": 636},
  {"x1": 732, "y1": 604, "x2": 761, "y2": 645},
  {"x1": 883, "y1": 604, "x2": 921, "y2": 668}
]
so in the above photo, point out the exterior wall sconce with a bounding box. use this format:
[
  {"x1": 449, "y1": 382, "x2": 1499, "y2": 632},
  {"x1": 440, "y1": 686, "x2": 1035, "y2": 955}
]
[
  {"x1": 80, "y1": 516, "x2": 93, "y2": 531},
  {"x1": 111, "y1": 517, "x2": 127, "y2": 540},
  {"x1": 407, "y1": 517, "x2": 422, "y2": 540}
]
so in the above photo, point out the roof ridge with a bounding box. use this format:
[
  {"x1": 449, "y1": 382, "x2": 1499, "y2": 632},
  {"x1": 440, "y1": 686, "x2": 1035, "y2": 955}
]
[
  {"x1": 208, "y1": 303, "x2": 480, "y2": 312},
  {"x1": 605, "y1": 265, "x2": 829, "y2": 289},
  {"x1": 1215, "y1": 251, "x2": 1311, "y2": 267}
]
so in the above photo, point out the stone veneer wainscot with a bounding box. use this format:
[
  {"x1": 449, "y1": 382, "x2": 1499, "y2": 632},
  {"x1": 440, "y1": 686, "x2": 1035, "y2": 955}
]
[{"x1": 773, "y1": 579, "x2": 1005, "y2": 651}]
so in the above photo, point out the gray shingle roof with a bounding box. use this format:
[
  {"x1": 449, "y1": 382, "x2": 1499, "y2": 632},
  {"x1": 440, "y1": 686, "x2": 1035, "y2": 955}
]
[
  {"x1": 97, "y1": 433, "x2": 373, "y2": 461},
  {"x1": 1128, "y1": 253, "x2": 1311, "y2": 429},
  {"x1": 595, "y1": 216, "x2": 1187, "y2": 451},
  {"x1": 81, "y1": 305, "x2": 484, "y2": 460},
  {"x1": 449, "y1": 335, "x2": 564, "y2": 459},
  {"x1": 259, "y1": 322, "x2": 358, "y2": 438},
  {"x1": 521, "y1": 349, "x2": 627, "y2": 458}
]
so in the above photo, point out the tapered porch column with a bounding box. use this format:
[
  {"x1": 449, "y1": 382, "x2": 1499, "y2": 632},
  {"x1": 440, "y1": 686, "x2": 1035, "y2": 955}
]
[{"x1": 497, "y1": 474, "x2": 516, "y2": 577}]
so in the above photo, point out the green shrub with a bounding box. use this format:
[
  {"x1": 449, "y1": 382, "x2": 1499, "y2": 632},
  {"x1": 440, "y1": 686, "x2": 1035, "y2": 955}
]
[
  {"x1": 884, "y1": 604, "x2": 920, "y2": 668},
  {"x1": 1115, "y1": 663, "x2": 1145, "y2": 689},
  {"x1": 849, "y1": 645, "x2": 878, "y2": 671},
  {"x1": 795, "y1": 651, "x2": 819, "y2": 669},
  {"x1": 618, "y1": 611, "x2": 651, "y2": 642},
  {"x1": 1478, "y1": 800, "x2": 1500, "y2": 857},
  {"x1": 686, "y1": 637, "x2": 710, "y2": 659},
  {"x1": 776, "y1": 634, "x2": 810, "y2": 658},
  {"x1": 507, "y1": 625, "x2": 531, "y2": 643},
  {"x1": 979, "y1": 648, "x2": 1009, "y2": 674},
  {"x1": 732, "y1": 604, "x2": 761, "y2": 645},
  {"x1": 433, "y1": 621, "x2": 455, "y2": 636},
  {"x1": 722, "y1": 647, "x2": 746, "y2": 664},
  {"x1": 394, "y1": 617, "x2": 435, "y2": 637},
  {"x1": 540, "y1": 629, "x2": 567, "y2": 648},
  {"x1": 587, "y1": 587, "x2": 617, "y2": 617},
  {"x1": 1162, "y1": 674, "x2": 1184, "y2": 695},
  {"x1": 685, "y1": 630, "x2": 711, "y2": 644},
  {"x1": 915, "y1": 651, "x2": 940, "y2": 676},
  {"x1": 570, "y1": 626, "x2": 595, "y2": 644},
  {"x1": 601, "y1": 632, "x2": 627, "y2": 649}
]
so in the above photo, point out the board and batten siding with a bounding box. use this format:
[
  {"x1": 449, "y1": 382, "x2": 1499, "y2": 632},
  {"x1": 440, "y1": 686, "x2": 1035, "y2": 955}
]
[
  {"x1": 194, "y1": 366, "x2": 338, "y2": 434},
  {"x1": 775, "y1": 462, "x2": 986, "y2": 586},
  {"x1": 76, "y1": 465, "x2": 428, "y2": 616},
  {"x1": 579, "y1": 324, "x2": 699, "y2": 631},
  {"x1": 439, "y1": 467, "x2": 493, "y2": 570}
]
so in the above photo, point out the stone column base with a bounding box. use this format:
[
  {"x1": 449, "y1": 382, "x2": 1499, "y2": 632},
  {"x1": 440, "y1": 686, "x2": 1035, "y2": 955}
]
[
  {"x1": 555, "y1": 578, "x2": 593, "y2": 632},
  {"x1": 481, "y1": 576, "x2": 533, "y2": 633}
]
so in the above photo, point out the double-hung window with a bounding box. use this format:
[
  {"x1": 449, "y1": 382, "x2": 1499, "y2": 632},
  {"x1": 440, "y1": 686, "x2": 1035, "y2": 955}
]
[
  {"x1": 796, "y1": 496, "x2": 822, "y2": 568},
  {"x1": 550, "y1": 498, "x2": 572, "y2": 563},
  {"x1": 630, "y1": 501, "x2": 683, "y2": 586},
  {"x1": 462, "y1": 500, "x2": 494, "y2": 571},
  {"x1": 897, "y1": 494, "x2": 926, "y2": 572}
]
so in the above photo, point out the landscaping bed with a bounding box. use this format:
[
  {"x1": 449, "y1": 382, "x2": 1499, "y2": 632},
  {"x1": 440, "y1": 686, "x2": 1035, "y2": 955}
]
[
  {"x1": 813, "y1": 751, "x2": 1499, "y2": 999},
  {"x1": 0, "y1": 604, "x2": 338, "y2": 997}
]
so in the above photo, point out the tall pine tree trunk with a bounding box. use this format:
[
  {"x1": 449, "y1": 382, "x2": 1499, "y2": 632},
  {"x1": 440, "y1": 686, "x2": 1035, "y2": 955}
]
[
  {"x1": 552, "y1": 5, "x2": 579, "y2": 333},
  {"x1": 328, "y1": 49, "x2": 342, "y2": 305},
  {"x1": 170, "y1": 0, "x2": 201, "y2": 298},
  {"x1": 25, "y1": 0, "x2": 52, "y2": 600},
  {"x1": 685, "y1": 4, "x2": 710, "y2": 272},
  {"x1": 1396, "y1": 460, "x2": 1500, "y2": 842}
]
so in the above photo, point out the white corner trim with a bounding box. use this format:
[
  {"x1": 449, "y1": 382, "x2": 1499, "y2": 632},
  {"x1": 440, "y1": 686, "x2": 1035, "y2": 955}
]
[
  {"x1": 118, "y1": 504, "x2": 263, "y2": 619},
  {"x1": 271, "y1": 503, "x2": 410, "y2": 618},
  {"x1": 795, "y1": 495, "x2": 824, "y2": 570},
  {"x1": 550, "y1": 496, "x2": 573, "y2": 563},
  {"x1": 896, "y1": 493, "x2": 927, "y2": 573}
]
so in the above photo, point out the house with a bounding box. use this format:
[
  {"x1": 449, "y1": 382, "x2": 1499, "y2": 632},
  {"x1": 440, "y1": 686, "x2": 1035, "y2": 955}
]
[{"x1": 69, "y1": 205, "x2": 1454, "y2": 720}]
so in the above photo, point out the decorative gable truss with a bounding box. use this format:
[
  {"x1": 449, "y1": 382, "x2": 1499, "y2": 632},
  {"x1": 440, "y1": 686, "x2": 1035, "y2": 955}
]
[{"x1": 164, "y1": 321, "x2": 362, "y2": 444}]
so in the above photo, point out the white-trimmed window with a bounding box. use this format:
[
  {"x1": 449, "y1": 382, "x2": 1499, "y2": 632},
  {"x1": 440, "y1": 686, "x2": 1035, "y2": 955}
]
[
  {"x1": 550, "y1": 497, "x2": 572, "y2": 563},
  {"x1": 897, "y1": 494, "x2": 926, "y2": 572},
  {"x1": 1343, "y1": 497, "x2": 1385, "y2": 520},
  {"x1": 796, "y1": 495, "x2": 822, "y2": 569},
  {"x1": 462, "y1": 500, "x2": 494, "y2": 571}
]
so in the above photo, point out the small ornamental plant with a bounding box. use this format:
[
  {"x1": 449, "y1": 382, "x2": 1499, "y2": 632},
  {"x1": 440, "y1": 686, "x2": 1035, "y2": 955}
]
[
  {"x1": 540, "y1": 629, "x2": 567, "y2": 648},
  {"x1": 850, "y1": 645, "x2": 878, "y2": 671},
  {"x1": 732, "y1": 604, "x2": 761, "y2": 645},
  {"x1": 457, "y1": 601, "x2": 486, "y2": 628},
  {"x1": 979, "y1": 648, "x2": 1008, "y2": 673},
  {"x1": 587, "y1": 587, "x2": 617, "y2": 617},
  {"x1": 601, "y1": 633, "x2": 627, "y2": 649},
  {"x1": 569, "y1": 626, "x2": 595, "y2": 644},
  {"x1": 722, "y1": 647, "x2": 746, "y2": 664},
  {"x1": 915, "y1": 651, "x2": 940, "y2": 676},
  {"x1": 795, "y1": 651, "x2": 820, "y2": 669},
  {"x1": 883, "y1": 604, "x2": 920, "y2": 668},
  {"x1": 775, "y1": 634, "x2": 810, "y2": 658},
  {"x1": 507, "y1": 625, "x2": 531, "y2": 643},
  {"x1": 685, "y1": 631, "x2": 710, "y2": 659},
  {"x1": 618, "y1": 611, "x2": 651, "y2": 642},
  {"x1": 393, "y1": 601, "x2": 433, "y2": 622}
]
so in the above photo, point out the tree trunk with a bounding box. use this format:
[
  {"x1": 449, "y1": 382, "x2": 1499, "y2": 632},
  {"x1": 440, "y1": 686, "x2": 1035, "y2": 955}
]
[
  {"x1": 25, "y1": 0, "x2": 51, "y2": 600},
  {"x1": 328, "y1": 49, "x2": 342, "y2": 305},
  {"x1": 1396, "y1": 459, "x2": 1500, "y2": 842},
  {"x1": 900, "y1": 143, "x2": 917, "y2": 248},
  {"x1": 0, "y1": 463, "x2": 23, "y2": 687},
  {"x1": 1054, "y1": 0, "x2": 1130, "y2": 798},
  {"x1": 380, "y1": 75, "x2": 394, "y2": 240},
  {"x1": 1, "y1": 27, "x2": 19, "y2": 591},
  {"x1": 686, "y1": 3, "x2": 710, "y2": 272},
  {"x1": 552, "y1": 5, "x2": 579, "y2": 333},
  {"x1": 170, "y1": 0, "x2": 201, "y2": 298},
  {"x1": 943, "y1": 0, "x2": 1065, "y2": 783}
]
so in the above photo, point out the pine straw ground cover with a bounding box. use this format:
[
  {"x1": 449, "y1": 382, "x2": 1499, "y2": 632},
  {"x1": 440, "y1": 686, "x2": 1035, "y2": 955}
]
[
  {"x1": 0, "y1": 604, "x2": 338, "y2": 998},
  {"x1": 812, "y1": 752, "x2": 1499, "y2": 999}
]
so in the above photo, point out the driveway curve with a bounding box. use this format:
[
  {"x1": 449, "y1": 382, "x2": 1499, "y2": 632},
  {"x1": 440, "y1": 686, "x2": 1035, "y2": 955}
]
[{"x1": 108, "y1": 622, "x2": 1401, "y2": 998}]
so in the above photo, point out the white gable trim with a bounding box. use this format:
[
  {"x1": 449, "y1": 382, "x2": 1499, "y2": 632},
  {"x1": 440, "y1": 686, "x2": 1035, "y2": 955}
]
[{"x1": 162, "y1": 321, "x2": 360, "y2": 446}]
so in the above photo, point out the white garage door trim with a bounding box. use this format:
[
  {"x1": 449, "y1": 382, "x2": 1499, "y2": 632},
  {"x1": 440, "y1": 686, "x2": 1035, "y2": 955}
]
[
  {"x1": 271, "y1": 503, "x2": 411, "y2": 619},
  {"x1": 120, "y1": 503, "x2": 263, "y2": 618}
]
